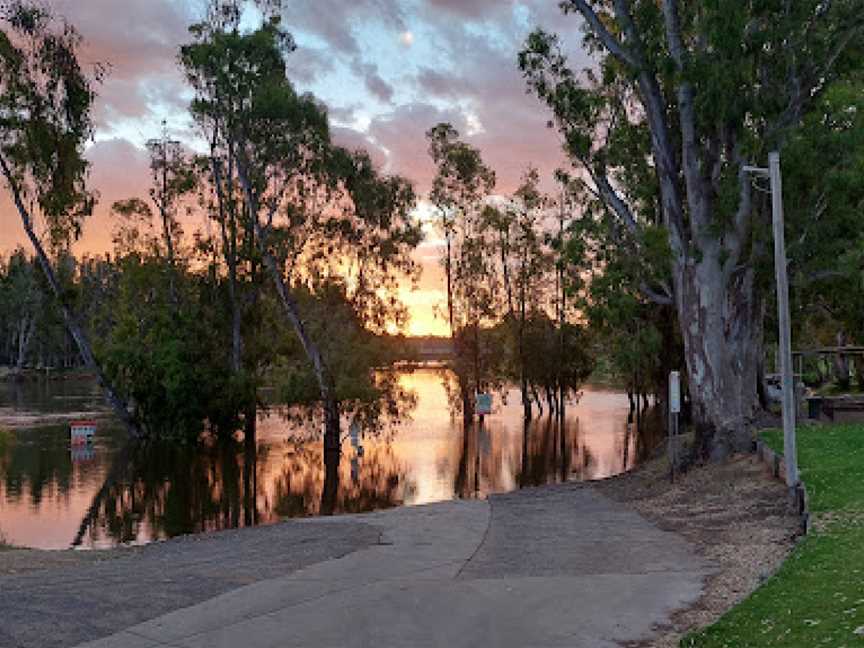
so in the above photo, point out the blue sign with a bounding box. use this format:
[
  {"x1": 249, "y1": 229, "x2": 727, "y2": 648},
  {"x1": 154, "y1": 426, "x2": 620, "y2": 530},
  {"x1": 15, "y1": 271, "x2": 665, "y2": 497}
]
[{"x1": 477, "y1": 393, "x2": 492, "y2": 415}]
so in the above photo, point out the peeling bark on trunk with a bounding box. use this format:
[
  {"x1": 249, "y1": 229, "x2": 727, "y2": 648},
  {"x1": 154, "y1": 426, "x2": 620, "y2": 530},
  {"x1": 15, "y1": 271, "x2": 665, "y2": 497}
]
[{"x1": 676, "y1": 260, "x2": 762, "y2": 461}]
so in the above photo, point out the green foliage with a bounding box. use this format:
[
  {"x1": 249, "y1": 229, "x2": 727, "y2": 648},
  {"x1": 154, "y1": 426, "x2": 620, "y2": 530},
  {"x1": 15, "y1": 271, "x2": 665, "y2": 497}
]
[
  {"x1": 426, "y1": 123, "x2": 500, "y2": 403},
  {"x1": 685, "y1": 425, "x2": 864, "y2": 647},
  {"x1": 271, "y1": 282, "x2": 396, "y2": 405},
  {"x1": 783, "y1": 80, "x2": 864, "y2": 347},
  {"x1": 519, "y1": 2, "x2": 863, "y2": 426},
  {"x1": 0, "y1": 1, "x2": 99, "y2": 247},
  {"x1": 427, "y1": 128, "x2": 594, "y2": 412},
  {"x1": 0, "y1": 249, "x2": 73, "y2": 369},
  {"x1": 94, "y1": 254, "x2": 240, "y2": 439}
]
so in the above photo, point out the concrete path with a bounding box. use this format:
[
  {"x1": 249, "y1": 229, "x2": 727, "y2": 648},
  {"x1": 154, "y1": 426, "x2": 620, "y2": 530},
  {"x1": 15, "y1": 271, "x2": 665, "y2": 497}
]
[
  {"x1": 61, "y1": 484, "x2": 711, "y2": 648},
  {"x1": 0, "y1": 520, "x2": 381, "y2": 648}
]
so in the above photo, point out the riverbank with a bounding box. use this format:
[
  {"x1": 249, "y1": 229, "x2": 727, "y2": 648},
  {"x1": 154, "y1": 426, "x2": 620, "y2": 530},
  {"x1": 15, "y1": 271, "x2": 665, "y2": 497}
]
[
  {"x1": 593, "y1": 445, "x2": 800, "y2": 647},
  {"x1": 683, "y1": 424, "x2": 864, "y2": 647},
  {"x1": 0, "y1": 409, "x2": 110, "y2": 430}
]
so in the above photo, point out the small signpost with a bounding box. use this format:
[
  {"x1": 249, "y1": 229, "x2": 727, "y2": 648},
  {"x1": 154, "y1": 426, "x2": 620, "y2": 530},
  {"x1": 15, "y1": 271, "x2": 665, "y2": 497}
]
[
  {"x1": 70, "y1": 420, "x2": 96, "y2": 446},
  {"x1": 349, "y1": 420, "x2": 364, "y2": 457},
  {"x1": 669, "y1": 372, "x2": 681, "y2": 483},
  {"x1": 476, "y1": 393, "x2": 492, "y2": 417}
]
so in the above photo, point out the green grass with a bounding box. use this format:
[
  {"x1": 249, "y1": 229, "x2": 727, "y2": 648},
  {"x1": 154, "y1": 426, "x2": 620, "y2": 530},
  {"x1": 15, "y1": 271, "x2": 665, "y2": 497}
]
[{"x1": 683, "y1": 424, "x2": 864, "y2": 648}]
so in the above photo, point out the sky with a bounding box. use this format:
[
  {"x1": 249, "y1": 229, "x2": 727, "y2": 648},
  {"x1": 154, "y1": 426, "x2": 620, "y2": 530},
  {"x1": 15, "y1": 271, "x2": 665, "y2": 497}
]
[{"x1": 0, "y1": 0, "x2": 591, "y2": 336}]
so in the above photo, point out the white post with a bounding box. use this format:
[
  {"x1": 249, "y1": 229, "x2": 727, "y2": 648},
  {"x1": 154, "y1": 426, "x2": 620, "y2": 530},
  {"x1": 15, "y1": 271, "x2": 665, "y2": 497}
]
[
  {"x1": 769, "y1": 152, "x2": 800, "y2": 489},
  {"x1": 668, "y1": 371, "x2": 680, "y2": 483}
]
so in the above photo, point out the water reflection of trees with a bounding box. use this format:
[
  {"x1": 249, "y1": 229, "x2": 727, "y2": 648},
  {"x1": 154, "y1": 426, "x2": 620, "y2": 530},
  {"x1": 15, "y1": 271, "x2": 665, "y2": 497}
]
[
  {"x1": 72, "y1": 433, "x2": 417, "y2": 547},
  {"x1": 263, "y1": 368, "x2": 418, "y2": 444},
  {"x1": 0, "y1": 426, "x2": 93, "y2": 506},
  {"x1": 73, "y1": 439, "x2": 270, "y2": 547},
  {"x1": 2, "y1": 375, "x2": 667, "y2": 548},
  {"x1": 0, "y1": 373, "x2": 420, "y2": 548},
  {"x1": 448, "y1": 405, "x2": 665, "y2": 499},
  {"x1": 271, "y1": 442, "x2": 415, "y2": 518}
]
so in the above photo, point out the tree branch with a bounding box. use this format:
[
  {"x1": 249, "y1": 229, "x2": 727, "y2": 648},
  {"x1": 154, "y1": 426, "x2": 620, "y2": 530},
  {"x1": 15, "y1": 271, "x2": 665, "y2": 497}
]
[
  {"x1": 587, "y1": 164, "x2": 640, "y2": 236},
  {"x1": 563, "y1": 0, "x2": 640, "y2": 68},
  {"x1": 662, "y1": 0, "x2": 705, "y2": 231},
  {"x1": 640, "y1": 280, "x2": 674, "y2": 306}
]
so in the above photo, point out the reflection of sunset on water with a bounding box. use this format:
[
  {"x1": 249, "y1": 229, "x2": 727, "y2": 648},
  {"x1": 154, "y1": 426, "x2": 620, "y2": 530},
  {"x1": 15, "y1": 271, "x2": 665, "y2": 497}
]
[{"x1": 0, "y1": 369, "x2": 660, "y2": 550}]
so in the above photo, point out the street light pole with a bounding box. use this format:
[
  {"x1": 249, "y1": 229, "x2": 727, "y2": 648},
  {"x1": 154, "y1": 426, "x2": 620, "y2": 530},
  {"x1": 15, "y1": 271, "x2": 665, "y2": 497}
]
[
  {"x1": 745, "y1": 153, "x2": 799, "y2": 491},
  {"x1": 769, "y1": 152, "x2": 800, "y2": 490}
]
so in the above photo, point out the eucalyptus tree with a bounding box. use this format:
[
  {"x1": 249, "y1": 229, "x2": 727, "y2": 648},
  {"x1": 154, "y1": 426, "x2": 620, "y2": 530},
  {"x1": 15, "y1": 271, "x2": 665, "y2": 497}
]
[
  {"x1": 109, "y1": 125, "x2": 197, "y2": 307},
  {"x1": 482, "y1": 168, "x2": 553, "y2": 418},
  {"x1": 520, "y1": 1, "x2": 864, "y2": 459},
  {"x1": 426, "y1": 123, "x2": 497, "y2": 418},
  {"x1": 0, "y1": 2, "x2": 138, "y2": 434},
  {"x1": 112, "y1": 137, "x2": 196, "y2": 290},
  {"x1": 181, "y1": 4, "x2": 421, "y2": 451}
]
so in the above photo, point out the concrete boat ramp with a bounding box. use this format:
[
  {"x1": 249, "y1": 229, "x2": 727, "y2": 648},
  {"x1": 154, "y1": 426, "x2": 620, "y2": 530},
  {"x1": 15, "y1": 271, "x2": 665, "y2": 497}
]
[{"x1": 3, "y1": 484, "x2": 710, "y2": 648}]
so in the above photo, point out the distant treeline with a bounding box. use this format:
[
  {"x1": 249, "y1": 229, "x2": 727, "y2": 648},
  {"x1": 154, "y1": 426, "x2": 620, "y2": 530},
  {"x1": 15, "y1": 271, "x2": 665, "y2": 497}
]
[{"x1": 0, "y1": 250, "x2": 88, "y2": 372}]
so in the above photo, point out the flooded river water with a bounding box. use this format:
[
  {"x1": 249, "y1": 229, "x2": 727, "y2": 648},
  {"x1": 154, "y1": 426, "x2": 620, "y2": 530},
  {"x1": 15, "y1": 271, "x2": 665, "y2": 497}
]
[{"x1": 0, "y1": 367, "x2": 661, "y2": 550}]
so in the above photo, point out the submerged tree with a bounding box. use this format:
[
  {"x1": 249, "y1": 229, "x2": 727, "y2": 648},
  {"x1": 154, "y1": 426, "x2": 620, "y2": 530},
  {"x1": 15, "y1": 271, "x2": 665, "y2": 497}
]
[
  {"x1": 426, "y1": 123, "x2": 497, "y2": 419},
  {"x1": 0, "y1": 1, "x2": 138, "y2": 435},
  {"x1": 520, "y1": 1, "x2": 864, "y2": 459}
]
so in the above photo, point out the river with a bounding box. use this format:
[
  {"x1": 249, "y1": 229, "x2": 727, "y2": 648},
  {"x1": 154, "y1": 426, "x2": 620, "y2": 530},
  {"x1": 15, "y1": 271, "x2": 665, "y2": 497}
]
[{"x1": 0, "y1": 367, "x2": 661, "y2": 550}]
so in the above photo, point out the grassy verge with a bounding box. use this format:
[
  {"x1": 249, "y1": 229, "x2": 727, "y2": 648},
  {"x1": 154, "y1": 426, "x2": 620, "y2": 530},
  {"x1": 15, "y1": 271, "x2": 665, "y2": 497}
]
[{"x1": 683, "y1": 424, "x2": 864, "y2": 647}]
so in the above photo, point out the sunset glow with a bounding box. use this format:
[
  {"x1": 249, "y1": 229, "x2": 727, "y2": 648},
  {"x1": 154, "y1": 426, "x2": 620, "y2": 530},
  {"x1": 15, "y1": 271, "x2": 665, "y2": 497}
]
[{"x1": 0, "y1": 1, "x2": 585, "y2": 336}]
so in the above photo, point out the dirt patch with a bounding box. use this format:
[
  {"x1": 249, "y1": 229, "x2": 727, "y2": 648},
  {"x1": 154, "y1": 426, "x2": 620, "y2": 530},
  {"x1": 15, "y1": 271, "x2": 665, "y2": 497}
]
[
  {"x1": 0, "y1": 547, "x2": 133, "y2": 576},
  {"x1": 594, "y1": 451, "x2": 800, "y2": 647},
  {"x1": 0, "y1": 409, "x2": 111, "y2": 430}
]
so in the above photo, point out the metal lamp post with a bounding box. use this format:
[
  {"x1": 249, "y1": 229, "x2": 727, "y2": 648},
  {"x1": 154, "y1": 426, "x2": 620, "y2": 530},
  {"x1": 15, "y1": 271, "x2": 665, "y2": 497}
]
[{"x1": 744, "y1": 152, "x2": 800, "y2": 490}]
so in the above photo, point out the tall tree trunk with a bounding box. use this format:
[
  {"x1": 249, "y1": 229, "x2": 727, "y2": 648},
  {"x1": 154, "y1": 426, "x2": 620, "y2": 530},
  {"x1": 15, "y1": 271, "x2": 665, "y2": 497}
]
[
  {"x1": 242, "y1": 434, "x2": 258, "y2": 527},
  {"x1": 1, "y1": 156, "x2": 141, "y2": 438},
  {"x1": 532, "y1": 383, "x2": 543, "y2": 416},
  {"x1": 518, "y1": 269, "x2": 531, "y2": 420},
  {"x1": 258, "y1": 237, "x2": 341, "y2": 450},
  {"x1": 209, "y1": 149, "x2": 243, "y2": 375},
  {"x1": 247, "y1": 212, "x2": 341, "y2": 451},
  {"x1": 236, "y1": 156, "x2": 341, "y2": 450},
  {"x1": 676, "y1": 260, "x2": 762, "y2": 460},
  {"x1": 320, "y1": 447, "x2": 340, "y2": 516},
  {"x1": 520, "y1": 372, "x2": 532, "y2": 420},
  {"x1": 158, "y1": 163, "x2": 179, "y2": 308},
  {"x1": 244, "y1": 402, "x2": 257, "y2": 450},
  {"x1": 460, "y1": 371, "x2": 474, "y2": 425},
  {"x1": 445, "y1": 230, "x2": 455, "y2": 337},
  {"x1": 15, "y1": 315, "x2": 33, "y2": 371},
  {"x1": 557, "y1": 199, "x2": 567, "y2": 419}
]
